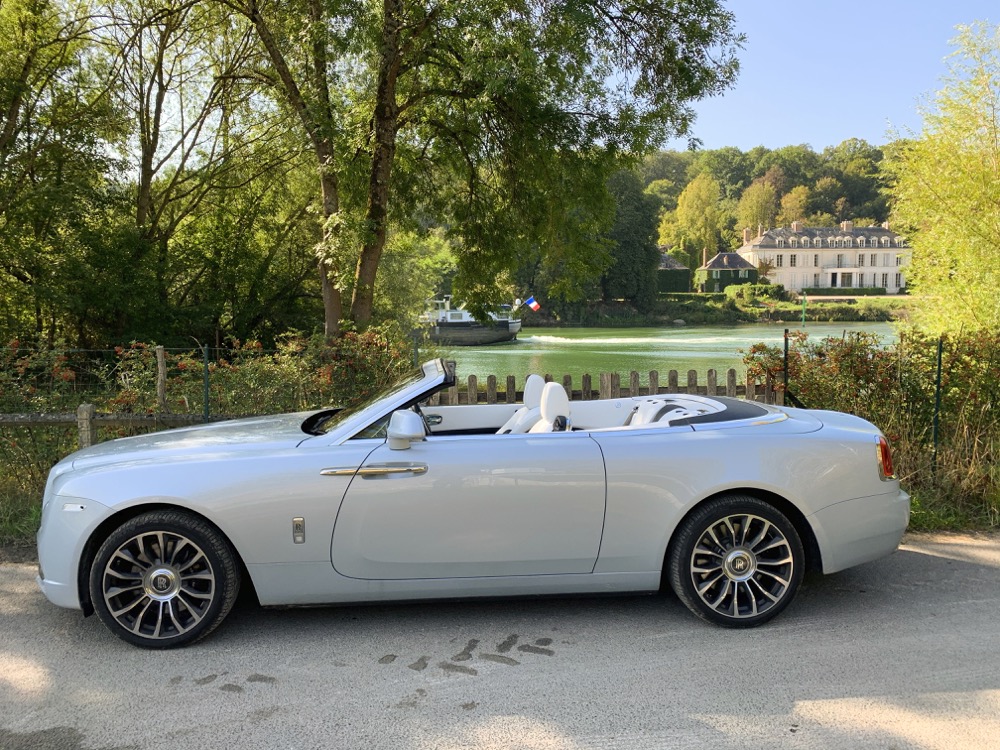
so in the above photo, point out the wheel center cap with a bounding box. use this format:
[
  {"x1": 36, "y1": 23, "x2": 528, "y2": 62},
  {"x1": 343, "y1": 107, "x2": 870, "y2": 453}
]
[
  {"x1": 724, "y1": 549, "x2": 756, "y2": 581},
  {"x1": 144, "y1": 567, "x2": 180, "y2": 600}
]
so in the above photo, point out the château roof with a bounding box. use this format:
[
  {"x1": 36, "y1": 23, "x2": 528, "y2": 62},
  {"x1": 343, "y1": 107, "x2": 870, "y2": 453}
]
[
  {"x1": 698, "y1": 252, "x2": 756, "y2": 271},
  {"x1": 658, "y1": 254, "x2": 689, "y2": 271},
  {"x1": 741, "y1": 222, "x2": 907, "y2": 250}
]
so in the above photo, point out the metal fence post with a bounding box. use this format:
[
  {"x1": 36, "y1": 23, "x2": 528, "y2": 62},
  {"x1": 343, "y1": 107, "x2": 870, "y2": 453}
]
[
  {"x1": 203, "y1": 346, "x2": 210, "y2": 423},
  {"x1": 932, "y1": 336, "x2": 943, "y2": 478}
]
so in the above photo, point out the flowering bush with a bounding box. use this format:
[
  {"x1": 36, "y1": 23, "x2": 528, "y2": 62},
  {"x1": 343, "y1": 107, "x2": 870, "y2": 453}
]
[
  {"x1": 744, "y1": 330, "x2": 999, "y2": 528},
  {"x1": 0, "y1": 327, "x2": 413, "y2": 542}
]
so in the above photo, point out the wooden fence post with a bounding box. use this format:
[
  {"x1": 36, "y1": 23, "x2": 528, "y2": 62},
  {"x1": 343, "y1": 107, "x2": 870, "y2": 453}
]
[
  {"x1": 506, "y1": 375, "x2": 516, "y2": 404},
  {"x1": 77, "y1": 404, "x2": 96, "y2": 449},
  {"x1": 581, "y1": 373, "x2": 592, "y2": 400},
  {"x1": 599, "y1": 373, "x2": 612, "y2": 400},
  {"x1": 687, "y1": 370, "x2": 698, "y2": 394},
  {"x1": 668, "y1": 370, "x2": 679, "y2": 393},
  {"x1": 648, "y1": 370, "x2": 659, "y2": 396},
  {"x1": 486, "y1": 375, "x2": 497, "y2": 404},
  {"x1": 467, "y1": 375, "x2": 478, "y2": 405},
  {"x1": 629, "y1": 371, "x2": 640, "y2": 398},
  {"x1": 726, "y1": 369, "x2": 737, "y2": 397},
  {"x1": 611, "y1": 373, "x2": 621, "y2": 398},
  {"x1": 707, "y1": 369, "x2": 717, "y2": 396},
  {"x1": 562, "y1": 375, "x2": 573, "y2": 400}
]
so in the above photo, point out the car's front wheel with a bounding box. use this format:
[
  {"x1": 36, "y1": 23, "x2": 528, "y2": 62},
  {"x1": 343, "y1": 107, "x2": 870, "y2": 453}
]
[
  {"x1": 668, "y1": 495, "x2": 804, "y2": 627},
  {"x1": 89, "y1": 510, "x2": 240, "y2": 648}
]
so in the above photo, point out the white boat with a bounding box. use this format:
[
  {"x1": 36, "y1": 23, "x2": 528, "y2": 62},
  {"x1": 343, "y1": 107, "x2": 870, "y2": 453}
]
[{"x1": 420, "y1": 297, "x2": 522, "y2": 345}]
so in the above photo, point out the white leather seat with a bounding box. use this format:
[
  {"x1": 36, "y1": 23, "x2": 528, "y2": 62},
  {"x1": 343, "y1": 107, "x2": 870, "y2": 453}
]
[
  {"x1": 528, "y1": 382, "x2": 571, "y2": 433},
  {"x1": 497, "y1": 374, "x2": 546, "y2": 434},
  {"x1": 629, "y1": 398, "x2": 698, "y2": 427}
]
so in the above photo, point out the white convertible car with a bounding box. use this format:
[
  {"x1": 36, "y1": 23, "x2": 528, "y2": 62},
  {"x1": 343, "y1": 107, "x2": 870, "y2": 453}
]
[{"x1": 37, "y1": 359, "x2": 909, "y2": 648}]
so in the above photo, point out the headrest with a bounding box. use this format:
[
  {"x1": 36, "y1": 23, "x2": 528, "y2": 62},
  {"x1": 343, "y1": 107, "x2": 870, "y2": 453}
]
[
  {"x1": 523, "y1": 374, "x2": 546, "y2": 409},
  {"x1": 539, "y1": 381, "x2": 570, "y2": 423}
]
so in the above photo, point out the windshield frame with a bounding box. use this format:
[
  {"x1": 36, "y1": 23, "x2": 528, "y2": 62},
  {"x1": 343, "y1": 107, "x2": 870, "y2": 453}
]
[{"x1": 299, "y1": 359, "x2": 452, "y2": 444}]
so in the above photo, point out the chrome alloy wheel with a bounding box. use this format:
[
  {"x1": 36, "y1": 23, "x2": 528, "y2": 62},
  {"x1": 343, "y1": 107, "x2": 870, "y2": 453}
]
[
  {"x1": 689, "y1": 513, "x2": 795, "y2": 619},
  {"x1": 101, "y1": 530, "x2": 216, "y2": 640}
]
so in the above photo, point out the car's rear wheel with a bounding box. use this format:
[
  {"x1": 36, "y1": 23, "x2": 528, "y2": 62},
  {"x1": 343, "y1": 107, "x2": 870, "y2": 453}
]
[
  {"x1": 668, "y1": 495, "x2": 804, "y2": 627},
  {"x1": 89, "y1": 510, "x2": 240, "y2": 648}
]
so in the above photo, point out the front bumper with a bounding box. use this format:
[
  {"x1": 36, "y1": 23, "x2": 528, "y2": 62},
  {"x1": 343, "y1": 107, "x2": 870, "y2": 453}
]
[
  {"x1": 809, "y1": 488, "x2": 911, "y2": 574},
  {"x1": 36, "y1": 496, "x2": 114, "y2": 610}
]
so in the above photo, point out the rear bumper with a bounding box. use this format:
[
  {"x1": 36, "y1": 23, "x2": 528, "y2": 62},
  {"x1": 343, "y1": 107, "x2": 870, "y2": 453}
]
[{"x1": 809, "y1": 488, "x2": 910, "y2": 574}]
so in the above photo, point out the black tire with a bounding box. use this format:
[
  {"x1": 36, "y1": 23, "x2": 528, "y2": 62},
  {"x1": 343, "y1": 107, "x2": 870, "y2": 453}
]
[
  {"x1": 668, "y1": 495, "x2": 804, "y2": 628},
  {"x1": 89, "y1": 510, "x2": 240, "y2": 649}
]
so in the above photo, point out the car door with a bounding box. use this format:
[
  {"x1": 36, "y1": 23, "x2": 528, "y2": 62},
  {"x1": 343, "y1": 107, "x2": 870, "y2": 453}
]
[{"x1": 331, "y1": 432, "x2": 607, "y2": 579}]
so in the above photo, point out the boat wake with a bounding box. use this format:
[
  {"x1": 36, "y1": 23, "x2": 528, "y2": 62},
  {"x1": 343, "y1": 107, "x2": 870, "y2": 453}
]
[{"x1": 522, "y1": 334, "x2": 759, "y2": 346}]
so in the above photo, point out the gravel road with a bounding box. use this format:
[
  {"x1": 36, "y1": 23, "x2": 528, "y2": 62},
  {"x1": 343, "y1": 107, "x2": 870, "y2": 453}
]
[{"x1": 2, "y1": 532, "x2": 998, "y2": 750}]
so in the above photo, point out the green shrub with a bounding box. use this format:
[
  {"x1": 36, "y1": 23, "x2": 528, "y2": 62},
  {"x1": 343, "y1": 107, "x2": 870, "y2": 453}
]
[
  {"x1": 801, "y1": 287, "x2": 887, "y2": 296},
  {"x1": 744, "y1": 330, "x2": 999, "y2": 528}
]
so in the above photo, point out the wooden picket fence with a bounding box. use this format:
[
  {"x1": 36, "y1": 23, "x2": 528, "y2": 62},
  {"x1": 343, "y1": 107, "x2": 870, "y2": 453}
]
[
  {"x1": 1, "y1": 368, "x2": 779, "y2": 449},
  {"x1": 428, "y1": 368, "x2": 781, "y2": 406}
]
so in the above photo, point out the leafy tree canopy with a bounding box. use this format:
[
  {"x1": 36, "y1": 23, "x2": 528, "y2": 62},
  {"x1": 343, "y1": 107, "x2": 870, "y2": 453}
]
[{"x1": 887, "y1": 22, "x2": 1000, "y2": 334}]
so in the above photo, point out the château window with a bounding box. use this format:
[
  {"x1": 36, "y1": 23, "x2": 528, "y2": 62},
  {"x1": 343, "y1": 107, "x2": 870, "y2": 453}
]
[
  {"x1": 814, "y1": 254, "x2": 820, "y2": 267},
  {"x1": 789, "y1": 237, "x2": 798, "y2": 247},
  {"x1": 777, "y1": 238, "x2": 785, "y2": 248},
  {"x1": 790, "y1": 254, "x2": 797, "y2": 267},
  {"x1": 836, "y1": 253, "x2": 845, "y2": 268},
  {"x1": 870, "y1": 253, "x2": 877, "y2": 267},
  {"x1": 895, "y1": 273, "x2": 902, "y2": 288},
  {"x1": 858, "y1": 254, "x2": 865, "y2": 267},
  {"x1": 828, "y1": 237, "x2": 837, "y2": 248},
  {"x1": 843, "y1": 237, "x2": 853, "y2": 247},
  {"x1": 858, "y1": 237, "x2": 866, "y2": 248},
  {"x1": 881, "y1": 272, "x2": 889, "y2": 288},
  {"x1": 775, "y1": 254, "x2": 784, "y2": 268},
  {"x1": 895, "y1": 238, "x2": 904, "y2": 247},
  {"x1": 896, "y1": 255, "x2": 902, "y2": 266},
  {"x1": 881, "y1": 237, "x2": 890, "y2": 247}
]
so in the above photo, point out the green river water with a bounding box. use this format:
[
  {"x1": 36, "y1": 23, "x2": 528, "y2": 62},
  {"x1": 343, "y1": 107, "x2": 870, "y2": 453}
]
[{"x1": 429, "y1": 321, "x2": 898, "y2": 387}]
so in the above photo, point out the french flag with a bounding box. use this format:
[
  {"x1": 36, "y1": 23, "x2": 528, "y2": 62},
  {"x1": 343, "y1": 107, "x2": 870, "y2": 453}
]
[{"x1": 525, "y1": 296, "x2": 541, "y2": 311}]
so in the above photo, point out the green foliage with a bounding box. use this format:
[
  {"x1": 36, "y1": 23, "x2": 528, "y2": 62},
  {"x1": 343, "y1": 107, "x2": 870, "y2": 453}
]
[
  {"x1": 665, "y1": 172, "x2": 724, "y2": 268},
  {"x1": 886, "y1": 22, "x2": 1000, "y2": 335},
  {"x1": 744, "y1": 330, "x2": 1000, "y2": 528},
  {"x1": 0, "y1": 330, "x2": 414, "y2": 541},
  {"x1": 600, "y1": 172, "x2": 661, "y2": 311},
  {"x1": 736, "y1": 181, "x2": 778, "y2": 233},
  {"x1": 725, "y1": 284, "x2": 786, "y2": 302},
  {"x1": 802, "y1": 287, "x2": 889, "y2": 296}
]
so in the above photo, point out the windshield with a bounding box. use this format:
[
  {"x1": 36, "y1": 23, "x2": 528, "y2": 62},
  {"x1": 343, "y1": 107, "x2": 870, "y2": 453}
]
[{"x1": 304, "y1": 369, "x2": 427, "y2": 436}]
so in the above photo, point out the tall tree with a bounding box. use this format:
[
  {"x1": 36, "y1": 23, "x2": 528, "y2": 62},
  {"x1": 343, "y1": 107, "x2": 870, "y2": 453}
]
[
  {"x1": 667, "y1": 171, "x2": 722, "y2": 269},
  {"x1": 221, "y1": 0, "x2": 743, "y2": 335},
  {"x1": 736, "y1": 180, "x2": 777, "y2": 234},
  {"x1": 601, "y1": 171, "x2": 660, "y2": 310},
  {"x1": 887, "y1": 22, "x2": 1000, "y2": 334},
  {"x1": 778, "y1": 185, "x2": 810, "y2": 225},
  {"x1": 0, "y1": 0, "x2": 120, "y2": 343}
]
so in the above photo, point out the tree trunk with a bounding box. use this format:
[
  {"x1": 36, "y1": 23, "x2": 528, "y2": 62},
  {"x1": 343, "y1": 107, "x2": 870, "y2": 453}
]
[
  {"x1": 350, "y1": 0, "x2": 403, "y2": 327},
  {"x1": 319, "y1": 161, "x2": 343, "y2": 338}
]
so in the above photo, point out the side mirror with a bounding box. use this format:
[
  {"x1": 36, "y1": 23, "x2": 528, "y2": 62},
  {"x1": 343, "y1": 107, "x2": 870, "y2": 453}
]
[{"x1": 387, "y1": 410, "x2": 426, "y2": 450}]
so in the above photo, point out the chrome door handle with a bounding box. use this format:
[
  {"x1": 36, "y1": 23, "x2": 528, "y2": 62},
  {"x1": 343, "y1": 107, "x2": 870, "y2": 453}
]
[
  {"x1": 425, "y1": 414, "x2": 443, "y2": 426},
  {"x1": 320, "y1": 467, "x2": 359, "y2": 476},
  {"x1": 321, "y1": 464, "x2": 428, "y2": 477},
  {"x1": 357, "y1": 463, "x2": 428, "y2": 477}
]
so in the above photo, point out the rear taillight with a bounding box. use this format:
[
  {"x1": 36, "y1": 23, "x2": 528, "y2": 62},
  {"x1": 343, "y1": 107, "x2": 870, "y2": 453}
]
[{"x1": 876, "y1": 435, "x2": 895, "y2": 480}]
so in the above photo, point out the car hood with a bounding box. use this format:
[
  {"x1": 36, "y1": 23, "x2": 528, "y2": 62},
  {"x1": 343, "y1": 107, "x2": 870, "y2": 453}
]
[{"x1": 66, "y1": 412, "x2": 316, "y2": 471}]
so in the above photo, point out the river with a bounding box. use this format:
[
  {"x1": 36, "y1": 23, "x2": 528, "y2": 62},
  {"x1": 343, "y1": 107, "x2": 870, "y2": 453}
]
[{"x1": 429, "y1": 321, "x2": 898, "y2": 385}]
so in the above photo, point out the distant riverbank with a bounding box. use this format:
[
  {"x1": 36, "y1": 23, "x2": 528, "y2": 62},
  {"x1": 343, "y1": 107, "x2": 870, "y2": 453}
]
[
  {"x1": 436, "y1": 321, "x2": 898, "y2": 384},
  {"x1": 519, "y1": 294, "x2": 910, "y2": 328}
]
